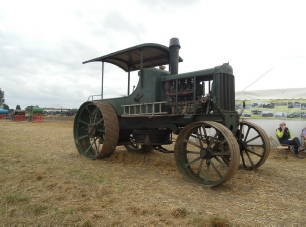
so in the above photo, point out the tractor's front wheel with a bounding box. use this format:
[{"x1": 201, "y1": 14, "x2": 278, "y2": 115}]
[
  {"x1": 174, "y1": 121, "x2": 240, "y2": 187},
  {"x1": 73, "y1": 101, "x2": 119, "y2": 159}
]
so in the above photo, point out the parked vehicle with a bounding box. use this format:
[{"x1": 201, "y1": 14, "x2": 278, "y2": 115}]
[{"x1": 73, "y1": 38, "x2": 270, "y2": 187}]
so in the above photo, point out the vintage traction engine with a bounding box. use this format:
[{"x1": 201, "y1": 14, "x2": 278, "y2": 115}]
[
  {"x1": 12, "y1": 109, "x2": 26, "y2": 121},
  {"x1": 74, "y1": 38, "x2": 270, "y2": 187},
  {"x1": 27, "y1": 107, "x2": 44, "y2": 123}
]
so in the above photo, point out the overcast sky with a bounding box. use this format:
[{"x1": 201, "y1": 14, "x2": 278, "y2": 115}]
[{"x1": 1, "y1": 0, "x2": 305, "y2": 109}]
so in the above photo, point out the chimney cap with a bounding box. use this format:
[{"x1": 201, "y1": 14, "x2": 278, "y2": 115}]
[{"x1": 169, "y1": 37, "x2": 180, "y2": 48}]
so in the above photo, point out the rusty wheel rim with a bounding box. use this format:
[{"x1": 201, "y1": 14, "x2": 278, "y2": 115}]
[
  {"x1": 174, "y1": 121, "x2": 240, "y2": 187},
  {"x1": 73, "y1": 101, "x2": 119, "y2": 159}
]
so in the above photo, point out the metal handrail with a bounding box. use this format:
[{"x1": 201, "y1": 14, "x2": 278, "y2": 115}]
[{"x1": 88, "y1": 94, "x2": 102, "y2": 101}]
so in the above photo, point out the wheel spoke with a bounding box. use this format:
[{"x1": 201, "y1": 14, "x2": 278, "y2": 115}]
[
  {"x1": 85, "y1": 106, "x2": 93, "y2": 115},
  {"x1": 245, "y1": 134, "x2": 261, "y2": 144},
  {"x1": 211, "y1": 151, "x2": 231, "y2": 156},
  {"x1": 92, "y1": 117, "x2": 104, "y2": 125},
  {"x1": 185, "y1": 156, "x2": 202, "y2": 167},
  {"x1": 195, "y1": 128, "x2": 204, "y2": 148},
  {"x1": 213, "y1": 137, "x2": 227, "y2": 149},
  {"x1": 85, "y1": 138, "x2": 97, "y2": 155},
  {"x1": 183, "y1": 138, "x2": 201, "y2": 149},
  {"x1": 92, "y1": 109, "x2": 99, "y2": 122},
  {"x1": 93, "y1": 138, "x2": 102, "y2": 151},
  {"x1": 242, "y1": 150, "x2": 255, "y2": 168},
  {"x1": 79, "y1": 134, "x2": 89, "y2": 140},
  {"x1": 186, "y1": 150, "x2": 200, "y2": 155},
  {"x1": 245, "y1": 148, "x2": 263, "y2": 157},
  {"x1": 203, "y1": 162, "x2": 210, "y2": 184},
  {"x1": 197, "y1": 159, "x2": 204, "y2": 175},
  {"x1": 213, "y1": 156, "x2": 229, "y2": 169},
  {"x1": 209, "y1": 159, "x2": 224, "y2": 179},
  {"x1": 78, "y1": 119, "x2": 89, "y2": 125},
  {"x1": 207, "y1": 134, "x2": 217, "y2": 147},
  {"x1": 243, "y1": 127, "x2": 251, "y2": 142}
]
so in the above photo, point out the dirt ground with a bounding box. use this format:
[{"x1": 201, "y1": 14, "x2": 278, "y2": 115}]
[{"x1": 1, "y1": 117, "x2": 306, "y2": 226}]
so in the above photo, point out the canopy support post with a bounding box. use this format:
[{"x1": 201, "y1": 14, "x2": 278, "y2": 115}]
[
  {"x1": 101, "y1": 61, "x2": 104, "y2": 99},
  {"x1": 128, "y1": 68, "x2": 130, "y2": 96},
  {"x1": 140, "y1": 48, "x2": 143, "y2": 88}
]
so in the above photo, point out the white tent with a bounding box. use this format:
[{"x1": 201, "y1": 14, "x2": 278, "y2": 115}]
[
  {"x1": 236, "y1": 88, "x2": 306, "y2": 100},
  {"x1": 235, "y1": 87, "x2": 306, "y2": 143}
]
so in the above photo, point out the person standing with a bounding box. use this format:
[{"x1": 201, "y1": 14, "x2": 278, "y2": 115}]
[{"x1": 276, "y1": 122, "x2": 305, "y2": 159}]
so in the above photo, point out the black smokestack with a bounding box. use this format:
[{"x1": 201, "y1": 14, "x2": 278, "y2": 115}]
[{"x1": 169, "y1": 38, "x2": 180, "y2": 75}]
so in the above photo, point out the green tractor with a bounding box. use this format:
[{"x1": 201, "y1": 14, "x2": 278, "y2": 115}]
[{"x1": 73, "y1": 38, "x2": 270, "y2": 187}]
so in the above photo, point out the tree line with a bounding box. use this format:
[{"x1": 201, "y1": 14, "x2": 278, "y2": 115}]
[{"x1": 0, "y1": 88, "x2": 77, "y2": 116}]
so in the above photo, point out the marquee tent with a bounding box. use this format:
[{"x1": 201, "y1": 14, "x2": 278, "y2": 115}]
[
  {"x1": 235, "y1": 87, "x2": 306, "y2": 144},
  {"x1": 236, "y1": 87, "x2": 306, "y2": 100}
]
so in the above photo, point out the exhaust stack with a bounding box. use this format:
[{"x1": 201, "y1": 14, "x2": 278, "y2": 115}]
[{"x1": 169, "y1": 38, "x2": 180, "y2": 75}]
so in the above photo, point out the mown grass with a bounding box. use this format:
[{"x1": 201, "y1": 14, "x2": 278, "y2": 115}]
[
  {"x1": 2, "y1": 193, "x2": 28, "y2": 204},
  {"x1": 0, "y1": 120, "x2": 306, "y2": 226}
]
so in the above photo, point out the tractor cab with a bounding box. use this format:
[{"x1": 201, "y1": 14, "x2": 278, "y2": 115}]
[{"x1": 83, "y1": 39, "x2": 183, "y2": 100}]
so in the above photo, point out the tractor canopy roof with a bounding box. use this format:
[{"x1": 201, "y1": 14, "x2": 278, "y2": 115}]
[{"x1": 83, "y1": 43, "x2": 183, "y2": 72}]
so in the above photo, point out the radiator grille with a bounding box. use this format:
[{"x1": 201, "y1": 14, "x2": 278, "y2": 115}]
[{"x1": 214, "y1": 73, "x2": 235, "y2": 111}]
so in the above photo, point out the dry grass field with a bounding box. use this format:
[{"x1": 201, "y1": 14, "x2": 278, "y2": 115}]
[{"x1": 1, "y1": 117, "x2": 306, "y2": 226}]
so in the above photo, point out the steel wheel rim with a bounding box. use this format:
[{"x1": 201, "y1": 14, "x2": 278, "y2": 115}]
[
  {"x1": 174, "y1": 121, "x2": 240, "y2": 187},
  {"x1": 73, "y1": 101, "x2": 119, "y2": 159}
]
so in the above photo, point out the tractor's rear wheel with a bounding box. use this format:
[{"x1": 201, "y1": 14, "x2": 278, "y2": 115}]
[
  {"x1": 236, "y1": 120, "x2": 270, "y2": 170},
  {"x1": 73, "y1": 101, "x2": 119, "y2": 159},
  {"x1": 174, "y1": 121, "x2": 240, "y2": 187}
]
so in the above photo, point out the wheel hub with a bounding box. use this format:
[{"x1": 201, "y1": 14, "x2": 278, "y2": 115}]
[
  {"x1": 200, "y1": 148, "x2": 213, "y2": 159},
  {"x1": 238, "y1": 140, "x2": 248, "y2": 150}
]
